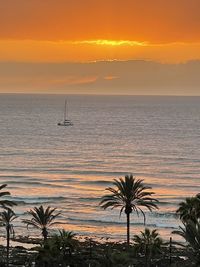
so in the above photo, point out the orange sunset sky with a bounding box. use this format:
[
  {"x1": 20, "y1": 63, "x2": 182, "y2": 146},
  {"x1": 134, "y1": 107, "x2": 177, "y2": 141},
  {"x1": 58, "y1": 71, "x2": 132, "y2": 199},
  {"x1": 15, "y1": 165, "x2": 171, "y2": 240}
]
[{"x1": 0, "y1": 0, "x2": 200, "y2": 95}]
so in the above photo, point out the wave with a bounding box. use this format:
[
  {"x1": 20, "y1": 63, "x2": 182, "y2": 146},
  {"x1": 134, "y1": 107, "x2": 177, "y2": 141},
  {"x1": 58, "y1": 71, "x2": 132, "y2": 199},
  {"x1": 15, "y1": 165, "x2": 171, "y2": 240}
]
[
  {"x1": 1, "y1": 180, "x2": 48, "y2": 185},
  {"x1": 154, "y1": 212, "x2": 176, "y2": 218},
  {"x1": 157, "y1": 183, "x2": 200, "y2": 189},
  {"x1": 158, "y1": 201, "x2": 178, "y2": 206},
  {"x1": 78, "y1": 197, "x2": 100, "y2": 202},
  {"x1": 5, "y1": 195, "x2": 102, "y2": 205},
  {"x1": 5, "y1": 195, "x2": 181, "y2": 207},
  {"x1": 7, "y1": 196, "x2": 66, "y2": 205},
  {"x1": 67, "y1": 217, "x2": 155, "y2": 227},
  {"x1": 0, "y1": 180, "x2": 74, "y2": 189},
  {"x1": 55, "y1": 178, "x2": 81, "y2": 183},
  {"x1": 66, "y1": 217, "x2": 177, "y2": 229},
  {"x1": 81, "y1": 180, "x2": 112, "y2": 185},
  {"x1": 155, "y1": 223, "x2": 177, "y2": 229},
  {"x1": 0, "y1": 175, "x2": 29, "y2": 179},
  {"x1": 47, "y1": 169, "x2": 128, "y2": 176}
]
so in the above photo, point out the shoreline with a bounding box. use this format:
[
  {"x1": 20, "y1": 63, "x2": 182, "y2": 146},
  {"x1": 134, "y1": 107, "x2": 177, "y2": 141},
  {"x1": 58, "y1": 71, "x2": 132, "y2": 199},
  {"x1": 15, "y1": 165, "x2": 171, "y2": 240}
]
[
  {"x1": 0, "y1": 231, "x2": 184, "y2": 250},
  {"x1": 0, "y1": 234, "x2": 189, "y2": 267}
]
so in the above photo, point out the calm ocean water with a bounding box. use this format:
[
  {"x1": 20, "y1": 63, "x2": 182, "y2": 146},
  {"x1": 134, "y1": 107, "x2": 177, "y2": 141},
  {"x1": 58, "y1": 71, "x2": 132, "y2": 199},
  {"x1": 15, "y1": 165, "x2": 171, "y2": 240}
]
[{"x1": 0, "y1": 94, "x2": 200, "y2": 241}]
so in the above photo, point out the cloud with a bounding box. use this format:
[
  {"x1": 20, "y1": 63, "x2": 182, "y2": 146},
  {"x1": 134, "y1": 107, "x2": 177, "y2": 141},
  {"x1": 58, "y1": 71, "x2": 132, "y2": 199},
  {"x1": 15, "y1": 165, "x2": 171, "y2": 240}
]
[
  {"x1": 104, "y1": 76, "x2": 118, "y2": 80},
  {"x1": 71, "y1": 40, "x2": 148, "y2": 47},
  {"x1": 0, "y1": 60, "x2": 200, "y2": 95},
  {"x1": 0, "y1": 39, "x2": 200, "y2": 63}
]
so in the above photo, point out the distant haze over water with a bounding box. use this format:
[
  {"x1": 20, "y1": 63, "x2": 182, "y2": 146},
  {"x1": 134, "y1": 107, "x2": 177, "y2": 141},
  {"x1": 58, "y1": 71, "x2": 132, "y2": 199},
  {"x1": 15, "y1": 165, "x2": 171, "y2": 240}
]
[
  {"x1": 1, "y1": 60, "x2": 200, "y2": 95},
  {"x1": 0, "y1": 94, "x2": 200, "y2": 241}
]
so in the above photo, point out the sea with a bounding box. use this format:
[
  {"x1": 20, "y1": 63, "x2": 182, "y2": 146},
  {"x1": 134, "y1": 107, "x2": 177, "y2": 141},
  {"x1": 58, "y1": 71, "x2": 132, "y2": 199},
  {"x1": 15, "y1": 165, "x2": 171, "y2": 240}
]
[{"x1": 0, "y1": 94, "x2": 200, "y2": 242}]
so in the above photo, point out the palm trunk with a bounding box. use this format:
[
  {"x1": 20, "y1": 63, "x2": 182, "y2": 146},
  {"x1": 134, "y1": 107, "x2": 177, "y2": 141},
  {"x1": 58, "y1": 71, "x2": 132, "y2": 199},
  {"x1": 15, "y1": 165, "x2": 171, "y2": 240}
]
[
  {"x1": 126, "y1": 212, "x2": 130, "y2": 246},
  {"x1": 42, "y1": 228, "x2": 48, "y2": 244},
  {"x1": 6, "y1": 226, "x2": 10, "y2": 267},
  {"x1": 145, "y1": 244, "x2": 151, "y2": 267}
]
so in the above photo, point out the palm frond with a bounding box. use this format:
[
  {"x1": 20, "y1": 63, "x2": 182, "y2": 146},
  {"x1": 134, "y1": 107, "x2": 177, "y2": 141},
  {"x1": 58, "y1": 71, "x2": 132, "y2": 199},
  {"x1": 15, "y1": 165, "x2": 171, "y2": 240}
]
[
  {"x1": 22, "y1": 205, "x2": 61, "y2": 239},
  {"x1": 0, "y1": 184, "x2": 17, "y2": 208},
  {"x1": 100, "y1": 174, "x2": 158, "y2": 218},
  {"x1": 0, "y1": 208, "x2": 17, "y2": 235}
]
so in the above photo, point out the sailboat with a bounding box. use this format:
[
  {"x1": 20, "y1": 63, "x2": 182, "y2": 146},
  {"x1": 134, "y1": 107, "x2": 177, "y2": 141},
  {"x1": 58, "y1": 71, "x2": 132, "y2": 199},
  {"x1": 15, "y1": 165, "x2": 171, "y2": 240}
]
[{"x1": 57, "y1": 99, "x2": 73, "y2": 126}]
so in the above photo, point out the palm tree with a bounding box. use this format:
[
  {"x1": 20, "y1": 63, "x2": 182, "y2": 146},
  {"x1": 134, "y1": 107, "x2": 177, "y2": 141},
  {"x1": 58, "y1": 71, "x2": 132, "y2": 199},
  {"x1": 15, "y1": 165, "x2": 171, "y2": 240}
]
[
  {"x1": 0, "y1": 208, "x2": 17, "y2": 267},
  {"x1": 100, "y1": 174, "x2": 158, "y2": 245},
  {"x1": 133, "y1": 228, "x2": 163, "y2": 267},
  {"x1": 35, "y1": 230, "x2": 77, "y2": 266},
  {"x1": 55, "y1": 230, "x2": 76, "y2": 257},
  {"x1": 173, "y1": 220, "x2": 200, "y2": 265},
  {"x1": 22, "y1": 205, "x2": 60, "y2": 243},
  {"x1": 176, "y1": 194, "x2": 200, "y2": 224},
  {"x1": 0, "y1": 184, "x2": 16, "y2": 209},
  {"x1": 58, "y1": 229, "x2": 76, "y2": 249}
]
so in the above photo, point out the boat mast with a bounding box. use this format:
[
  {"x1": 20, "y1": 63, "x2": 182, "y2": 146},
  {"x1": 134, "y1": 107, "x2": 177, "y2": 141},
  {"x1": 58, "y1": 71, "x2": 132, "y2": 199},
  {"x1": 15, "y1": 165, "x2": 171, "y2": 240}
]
[
  {"x1": 64, "y1": 100, "x2": 67, "y2": 121},
  {"x1": 66, "y1": 100, "x2": 68, "y2": 119}
]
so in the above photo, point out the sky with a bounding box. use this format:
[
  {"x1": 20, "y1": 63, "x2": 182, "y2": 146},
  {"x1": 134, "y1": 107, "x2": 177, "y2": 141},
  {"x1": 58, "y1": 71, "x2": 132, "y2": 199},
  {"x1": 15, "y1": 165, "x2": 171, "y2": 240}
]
[{"x1": 0, "y1": 0, "x2": 200, "y2": 94}]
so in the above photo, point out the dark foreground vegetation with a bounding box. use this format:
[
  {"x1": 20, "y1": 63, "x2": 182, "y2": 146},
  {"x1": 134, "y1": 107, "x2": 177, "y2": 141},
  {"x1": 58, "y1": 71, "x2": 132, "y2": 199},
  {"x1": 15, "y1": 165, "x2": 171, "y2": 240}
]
[
  {"x1": 0, "y1": 236, "x2": 190, "y2": 267},
  {"x1": 0, "y1": 175, "x2": 200, "y2": 266}
]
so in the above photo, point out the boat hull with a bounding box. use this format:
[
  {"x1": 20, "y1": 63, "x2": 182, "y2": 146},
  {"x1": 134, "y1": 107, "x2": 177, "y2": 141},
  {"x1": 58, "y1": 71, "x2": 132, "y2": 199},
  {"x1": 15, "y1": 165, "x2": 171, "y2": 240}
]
[{"x1": 58, "y1": 121, "x2": 73, "y2": 126}]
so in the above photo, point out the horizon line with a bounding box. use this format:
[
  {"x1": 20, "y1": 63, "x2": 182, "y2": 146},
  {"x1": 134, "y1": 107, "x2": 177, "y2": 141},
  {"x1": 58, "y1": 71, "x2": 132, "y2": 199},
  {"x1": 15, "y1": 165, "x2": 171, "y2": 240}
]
[
  {"x1": 1, "y1": 58, "x2": 200, "y2": 65},
  {"x1": 1, "y1": 92, "x2": 200, "y2": 97}
]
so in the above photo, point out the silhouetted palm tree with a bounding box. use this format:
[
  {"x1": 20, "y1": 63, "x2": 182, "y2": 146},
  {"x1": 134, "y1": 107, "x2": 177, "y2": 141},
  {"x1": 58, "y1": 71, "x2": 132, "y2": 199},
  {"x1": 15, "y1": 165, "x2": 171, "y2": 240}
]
[
  {"x1": 173, "y1": 220, "x2": 200, "y2": 265},
  {"x1": 0, "y1": 208, "x2": 17, "y2": 267},
  {"x1": 55, "y1": 230, "x2": 76, "y2": 257},
  {"x1": 133, "y1": 228, "x2": 163, "y2": 267},
  {"x1": 58, "y1": 229, "x2": 76, "y2": 248},
  {"x1": 0, "y1": 184, "x2": 16, "y2": 209},
  {"x1": 35, "y1": 230, "x2": 77, "y2": 266},
  {"x1": 100, "y1": 174, "x2": 158, "y2": 245},
  {"x1": 22, "y1": 205, "x2": 60, "y2": 243},
  {"x1": 176, "y1": 194, "x2": 200, "y2": 224}
]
